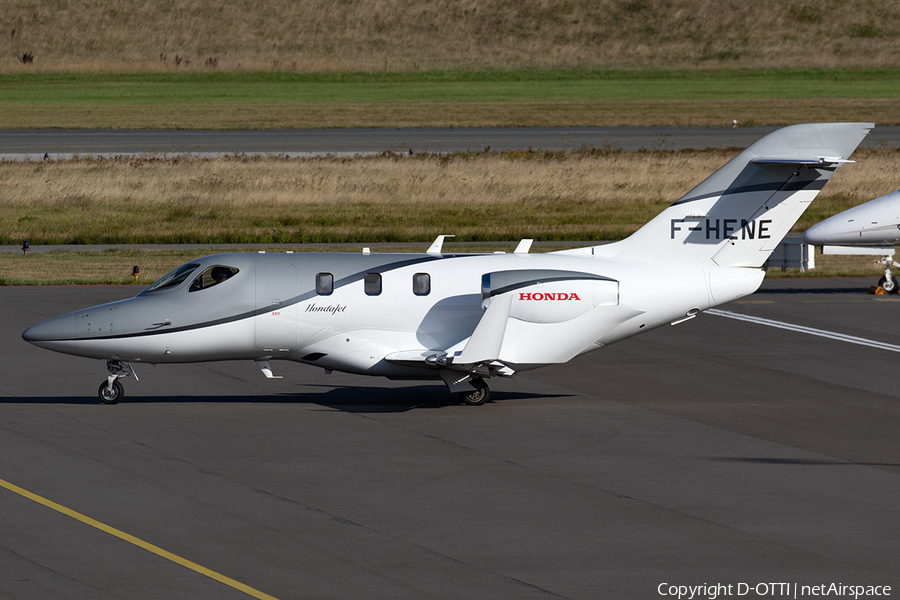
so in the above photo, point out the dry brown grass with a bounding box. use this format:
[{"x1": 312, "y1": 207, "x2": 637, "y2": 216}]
[
  {"x1": 1, "y1": 152, "x2": 685, "y2": 243},
  {"x1": 3, "y1": 149, "x2": 898, "y2": 284},
  {"x1": 4, "y1": 0, "x2": 900, "y2": 73},
  {"x1": 2, "y1": 150, "x2": 897, "y2": 246}
]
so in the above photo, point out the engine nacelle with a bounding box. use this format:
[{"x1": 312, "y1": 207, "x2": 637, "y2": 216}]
[
  {"x1": 475, "y1": 269, "x2": 624, "y2": 365},
  {"x1": 482, "y1": 269, "x2": 619, "y2": 324},
  {"x1": 508, "y1": 279, "x2": 618, "y2": 323}
]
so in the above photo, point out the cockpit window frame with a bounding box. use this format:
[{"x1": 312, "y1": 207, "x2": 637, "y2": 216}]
[
  {"x1": 143, "y1": 263, "x2": 201, "y2": 293},
  {"x1": 189, "y1": 265, "x2": 240, "y2": 293}
]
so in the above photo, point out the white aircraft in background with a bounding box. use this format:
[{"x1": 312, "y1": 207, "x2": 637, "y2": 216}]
[
  {"x1": 23, "y1": 123, "x2": 873, "y2": 405},
  {"x1": 802, "y1": 189, "x2": 900, "y2": 292}
]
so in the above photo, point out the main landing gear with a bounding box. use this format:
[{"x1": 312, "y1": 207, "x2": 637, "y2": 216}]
[
  {"x1": 440, "y1": 368, "x2": 499, "y2": 406},
  {"x1": 458, "y1": 377, "x2": 490, "y2": 406},
  {"x1": 98, "y1": 360, "x2": 137, "y2": 405}
]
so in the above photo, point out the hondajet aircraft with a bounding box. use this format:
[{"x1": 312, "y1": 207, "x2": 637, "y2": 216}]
[
  {"x1": 23, "y1": 123, "x2": 873, "y2": 405},
  {"x1": 802, "y1": 188, "x2": 900, "y2": 292}
]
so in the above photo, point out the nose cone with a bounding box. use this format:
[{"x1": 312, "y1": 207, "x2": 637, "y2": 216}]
[
  {"x1": 22, "y1": 313, "x2": 78, "y2": 354},
  {"x1": 803, "y1": 190, "x2": 900, "y2": 246},
  {"x1": 802, "y1": 218, "x2": 844, "y2": 245}
]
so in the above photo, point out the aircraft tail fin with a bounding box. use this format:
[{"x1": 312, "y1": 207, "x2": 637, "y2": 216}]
[{"x1": 586, "y1": 123, "x2": 873, "y2": 267}]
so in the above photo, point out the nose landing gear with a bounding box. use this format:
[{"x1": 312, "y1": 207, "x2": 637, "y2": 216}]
[
  {"x1": 876, "y1": 255, "x2": 900, "y2": 294},
  {"x1": 99, "y1": 360, "x2": 138, "y2": 405}
]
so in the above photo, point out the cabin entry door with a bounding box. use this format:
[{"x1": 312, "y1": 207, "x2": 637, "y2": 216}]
[{"x1": 255, "y1": 263, "x2": 298, "y2": 352}]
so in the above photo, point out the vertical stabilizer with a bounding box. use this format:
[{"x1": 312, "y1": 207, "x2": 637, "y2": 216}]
[{"x1": 589, "y1": 123, "x2": 873, "y2": 267}]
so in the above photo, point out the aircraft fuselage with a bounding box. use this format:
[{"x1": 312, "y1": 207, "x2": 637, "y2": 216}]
[{"x1": 23, "y1": 250, "x2": 756, "y2": 379}]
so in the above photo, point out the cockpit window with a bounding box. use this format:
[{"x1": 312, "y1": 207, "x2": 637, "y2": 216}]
[
  {"x1": 189, "y1": 265, "x2": 239, "y2": 292},
  {"x1": 145, "y1": 263, "x2": 201, "y2": 292}
]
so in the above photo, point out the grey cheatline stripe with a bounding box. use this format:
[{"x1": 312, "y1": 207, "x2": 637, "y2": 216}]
[{"x1": 706, "y1": 309, "x2": 900, "y2": 353}]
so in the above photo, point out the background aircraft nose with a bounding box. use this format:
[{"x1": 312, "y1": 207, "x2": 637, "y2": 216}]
[
  {"x1": 801, "y1": 220, "x2": 832, "y2": 245},
  {"x1": 22, "y1": 313, "x2": 77, "y2": 345}
]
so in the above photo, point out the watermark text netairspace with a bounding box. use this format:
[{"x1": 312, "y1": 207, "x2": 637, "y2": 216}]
[{"x1": 658, "y1": 583, "x2": 892, "y2": 599}]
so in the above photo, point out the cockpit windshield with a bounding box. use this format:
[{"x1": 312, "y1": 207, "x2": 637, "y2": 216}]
[
  {"x1": 189, "y1": 265, "x2": 239, "y2": 292},
  {"x1": 144, "y1": 263, "x2": 200, "y2": 293}
]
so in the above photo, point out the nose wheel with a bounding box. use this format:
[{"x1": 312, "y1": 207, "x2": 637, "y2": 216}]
[
  {"x1": 876, "y1": 255, "x2": 900, "y2": 294},
  {"x1": 98, "y1": 379, "x2": 124, "y2": 404},
  {"x1": 98, "y1": 360, "x2": 137, "y2": 404}
]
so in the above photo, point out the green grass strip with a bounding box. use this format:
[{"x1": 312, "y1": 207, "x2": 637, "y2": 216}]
[{"x1": 4, "y1": 69, "x2": 900, "y2": 106}]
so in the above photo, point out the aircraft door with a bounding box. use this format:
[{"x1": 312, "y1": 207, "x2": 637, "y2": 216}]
[{"x1": 255, "y1": 262, "x2": 298, "y2": 351}]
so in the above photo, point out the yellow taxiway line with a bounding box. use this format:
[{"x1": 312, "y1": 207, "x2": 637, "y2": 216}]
[{"x1": 0, "y1": 476, "x2": 278, "y2": 600}]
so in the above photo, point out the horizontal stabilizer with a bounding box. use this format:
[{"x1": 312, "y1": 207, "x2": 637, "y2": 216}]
[{"x1": 750, "y1": 157, "x2": 852, "y2": 166}]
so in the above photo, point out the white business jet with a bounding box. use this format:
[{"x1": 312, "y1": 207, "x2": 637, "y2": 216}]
[
  {"x1": 802, "y1": 189, "x2": 900, "y2": 292},
  {"x1": 23, "y1": 123, "x2": 873, "y2": 405}
]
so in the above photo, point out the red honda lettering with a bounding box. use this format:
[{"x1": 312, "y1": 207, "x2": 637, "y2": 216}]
[{"x1": 518, "y1": 291, "x2": 583, "y2": 301}]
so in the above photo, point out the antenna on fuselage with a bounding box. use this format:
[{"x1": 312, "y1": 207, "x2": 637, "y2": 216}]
[
  {"x1": 427, "y1": 234, "x2": 455, "y2": 257},
  {"x1": 514, "y1": 239, "x2": 533, "y2": 254}
]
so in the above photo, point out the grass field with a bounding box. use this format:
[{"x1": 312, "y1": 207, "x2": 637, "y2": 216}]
[
  {"x1": 3, "y1": 1, "x2": 898, "y2": 284},
  {"x1": 3, "y1": 70, "x2": 900, "y2": 128},
  {"x1": 5, "y1": 0, "x2": 900, "y2": 73},
  {"x1": 2, "y1": 148, "x2": 896, "y2": 244},
  {"x1": 4, "y1": 1, "x2": 900, "y2": 128}
]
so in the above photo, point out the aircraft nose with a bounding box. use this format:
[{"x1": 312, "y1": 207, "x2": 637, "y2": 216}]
[
  {"x1": 801, "y1": 221, "x2": 830, "y2": 245},
  {"x1": 802, "y1": 215, "x2": 856, "y2": 246},
  {"x1": 22, "y1": 313, "x2": 78, "y2": 347}
]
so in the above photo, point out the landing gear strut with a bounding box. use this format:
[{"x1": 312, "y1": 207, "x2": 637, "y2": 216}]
[
  {"x1": 98, "y1": 360, "x2": 137, "y2": 405},
  {"x1": 458, "y1": 377, "x2": 490, "y2": 406},
  {"x1": 877, "y1": 255, "x2": 900, "y2": 294}
]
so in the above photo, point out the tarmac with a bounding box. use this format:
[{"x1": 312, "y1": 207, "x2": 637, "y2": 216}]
[
  {"x1": 2, "y1": 126, "x2": 899, "y2": 161},
  {"x1": 2, "y1": 277, "x2": 899, "y2": 599}
]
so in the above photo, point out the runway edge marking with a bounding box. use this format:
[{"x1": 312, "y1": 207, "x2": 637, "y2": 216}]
[
  {"x1": 708, "y1": 309, "x2": 900, "y2": 353},
  {"x1": 0, "y1": 476, "x2": 279, "y2": 600}
]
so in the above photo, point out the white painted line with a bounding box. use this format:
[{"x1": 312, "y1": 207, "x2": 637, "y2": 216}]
[{"x1": 707, "y1": 309, "x2": 900, "y2": 353}]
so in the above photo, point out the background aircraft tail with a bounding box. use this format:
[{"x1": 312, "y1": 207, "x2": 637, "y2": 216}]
[{"x1": 588, "y1": 122, "x2": 873, "y2": 267}]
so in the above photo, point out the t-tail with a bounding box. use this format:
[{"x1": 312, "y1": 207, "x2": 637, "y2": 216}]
[{"x1": 587, "y1": 123, "x2": 874, "y2": 267}]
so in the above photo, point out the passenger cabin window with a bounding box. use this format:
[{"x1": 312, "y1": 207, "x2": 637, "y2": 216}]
[
  {"x1": 316, "y1": 272, "x2": 334, "y2": 295},
  {"x1": 364, "y1": 273, "x2": 382, "y2": 296},
  {"x1": 145, "y1": 263, "x2": 200, "y2": 292},
  {"x1": 189, "y1": 265, "x2": 239, "y2": 292},
  {"x1": 413, "y1": 273, "x2": 430, "y2": 296}
]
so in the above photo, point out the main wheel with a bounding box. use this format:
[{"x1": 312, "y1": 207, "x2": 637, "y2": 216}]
[
  {"x1": 98, "y1": 380, "x2": 124, "y2": 405},
  {"x1": 459, "y1": 378, "x2": 490, "y2": 406},
  {"x1": 879, "y1": 276, "x2": 899, "y2": 294}
]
